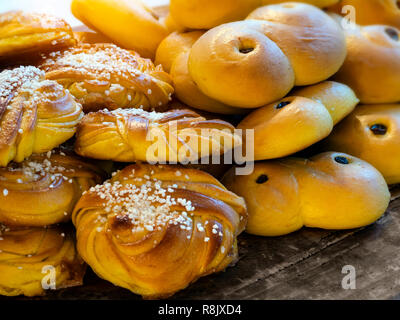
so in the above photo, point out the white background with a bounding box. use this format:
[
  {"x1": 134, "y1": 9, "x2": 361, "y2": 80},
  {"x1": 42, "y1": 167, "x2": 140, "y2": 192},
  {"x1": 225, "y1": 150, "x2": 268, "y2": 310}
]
[{"x1": 0, "y1": 0, "x2": 169, "y2": 26}]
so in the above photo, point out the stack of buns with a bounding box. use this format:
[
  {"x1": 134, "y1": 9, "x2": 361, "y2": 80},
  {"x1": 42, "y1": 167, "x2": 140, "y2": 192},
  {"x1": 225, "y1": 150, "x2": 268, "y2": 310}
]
[{"x1": 0, "y1": 0, "x2": 397, "y2": 298}]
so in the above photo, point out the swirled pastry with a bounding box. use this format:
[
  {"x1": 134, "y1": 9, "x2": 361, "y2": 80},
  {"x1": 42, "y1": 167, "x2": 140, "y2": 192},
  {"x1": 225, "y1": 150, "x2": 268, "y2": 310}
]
[
  {"x1": 0, "y1": 150, "x2": 105, "y2": 227},
  {"x1": 0, "y1": 224, "x2": 85, "y2": 297},
  {"x1": 40, "y1": 44, "x2": 174, "y2": 112},
  {"x1": 0, "y1": 66, "x2": 83, "y2": 167},
  {"x1": 333, "y1": 23, "x2": 400, "y2": 104},
  {"x1": 72, "y1": 163, "x2": 247, "y2": 298},
  {"x1": 75, "y1": 108, "x2": 242, "y2": 163},
  {"x1": 0, "y1": 11, "x2": 76, "y2": 66}
]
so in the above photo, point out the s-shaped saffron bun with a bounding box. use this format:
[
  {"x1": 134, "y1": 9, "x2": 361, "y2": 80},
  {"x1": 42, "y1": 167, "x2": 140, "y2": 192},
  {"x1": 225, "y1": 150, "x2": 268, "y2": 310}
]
[
  {"x1": 0, "y1": 66, "x2": 83, "y2": 167},
  {"x1": 333, "y1": 24, "x2": 400, "y2": 104},
  {"x1": 329, "y1": 0, "x2": 400, "y2": 29},
  {"x1": 0, "y1": 11, "x2": 76, "y2": 66},
  {"x1": 223, "y1": 152, "x2": 390, "y2": 237},
  {"x1": 237, "y1": 81, "x2": 358, "y2": 160},
  {"x1": 74, "y1": 108, "x2": 242, "y2": 163},
  {"x1": 169, "y1": 0, "x2": 261, "y2": 30},
  {"x1": 71, "y1": 0, "x2": 170, "y2": 59},
  {"x1": 0, "y1": 225, "x2": 86, "y2": 297},
  {"x1": 188, "y1": 3, "x2": 346, "y2": 108},
  {"x1": 72, "y1": 163, "x2": 247, "y2": 298},
  {"x1": 0, "y1": 151, "x2": 105, "y2": 227},
  {"x1": 323, "y1": 104, "x2": 400, "y2": 185},
  {"x1": 156, "y1": 31, "x2": 245, "y2": 114},
  {"x1": 40, "y1": 44, "x2": 174, "y2": 113}
]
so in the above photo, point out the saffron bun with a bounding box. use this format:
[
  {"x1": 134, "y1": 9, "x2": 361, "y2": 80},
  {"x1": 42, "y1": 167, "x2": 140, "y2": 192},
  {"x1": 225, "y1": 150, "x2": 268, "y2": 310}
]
[
  {"x1": 74, "y1": 108, "x2": 242, "y2": 163},
  {"x1": 0, "y1": 224, "x2": 86, "y2": 297},
  {"x1": 263, "y1": 0, "x2": 339, "y2": 6},
  {"x1": 223, "y1": 152, "x2": 390, "y2": 237},
  {"x1": 237, "y1": 81, "x2": 358, "y2": 161},
  {"x1": 0, "y1": 151, "x2": 105, "y2": 227},
  {"x1": 0, "y1": 66, "x2": 83, "y2": 167},
  {"x1": 169, "y1": 0, "x2": 260, "y2": 30},
  {"x1": 40, "y1": 44, "x2": 174, "y2": 113},
  {"x1": 188, "y1": 3, "x2": 346, "y2": 108},
  {"x1": 329, "y1": 0, "x2": 400, "y2": 29},
  {"x1": 333, "y1": 24, "x2": 400, "y2": 104},
  {"x1": 71, "y1": 0, "x2": 170, "y2": 59},
  {"x1": 0, "y1": 11, "x2": 76, "y2": 66},
  {"x1": 72, "y1": 163, "x2": 247, "y2": 298},
  {"x1": 156, "y1": 31, "x2": 244, "y2": 114},
  {"x1": 323, "y1": 104, "x2": 400, "y2": 185}
]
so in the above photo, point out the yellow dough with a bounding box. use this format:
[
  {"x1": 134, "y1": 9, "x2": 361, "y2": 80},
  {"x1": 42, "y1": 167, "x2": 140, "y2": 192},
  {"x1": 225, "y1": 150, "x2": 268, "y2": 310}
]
[
  {"x1": 223, "y1": 152, "x2": 390, "y2": 236},
  {"x1": 323, "y1": 104, "x2": 400, "y2": 184},
  {"x1": 237, "y1": 81, "x2": 359, "y2": 160}
]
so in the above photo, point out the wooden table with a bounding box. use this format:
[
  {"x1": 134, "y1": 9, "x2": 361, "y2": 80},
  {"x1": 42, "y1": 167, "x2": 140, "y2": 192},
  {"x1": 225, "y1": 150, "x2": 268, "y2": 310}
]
[{"x1": 1, "y1": 0, "x2": 400, "y2": 301}]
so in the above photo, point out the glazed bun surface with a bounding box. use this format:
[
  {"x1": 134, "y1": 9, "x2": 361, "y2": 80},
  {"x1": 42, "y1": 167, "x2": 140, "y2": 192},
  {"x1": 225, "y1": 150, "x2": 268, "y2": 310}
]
[
  {"x1": 329, "y1": 0, "x2": 400, "y2": 29},
  {"x1": 323, "y1": 104, "x2": 400, "y2": 184},
  {"x1": 223, "y1": 152, "x2": 390, "y2": 236},
  {"x1": 237, "y1": 81, "x2": 358, "y2": 160},
  {"x1": 188, "y1": 3, "x2": 346, "y2": 108},
  {"x1": 170, "y1": 0, "x2": 261, "y2": 29},
  {"x1": 333, "y1": 24, "x2": 400, "y2": 104}
]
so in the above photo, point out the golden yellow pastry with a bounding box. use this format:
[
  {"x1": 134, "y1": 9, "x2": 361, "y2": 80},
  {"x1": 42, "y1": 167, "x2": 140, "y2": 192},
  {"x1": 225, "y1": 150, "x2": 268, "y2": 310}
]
[
  {"x1": 0, "y1": 11, "x2": 76, "y2": 66},
  {"x1": 0, "y1": 151, "x2": 105, "y2": 227},
  {"x1": 40, "y1": 44, "x2": 174, "y2": 113},
  {"x1": 156, "y1": 31, "x2": 244, "y2": 115},
  {"x1": 72, "y1": 163, "x2": 247, "y2": 298},
  {"x1": 237, "y1": 81, "x2": 358, "y2": 160},
  {"x1": 75, "y1": 108, "x2": 242, "y2": 163},
  {"x1": 223, "y1": 152, "x2": 390, "y2": 237},
  {"x1": 188, "y1": 3, "x2": 346, "y2": 108},
  {"x1": 329, "y1": 0, "x2": 400, "y2": 29},
  {"x1": 323, "y1": 104, "x2": 400, "y2": 185},
  {"x1": 333, "y1": 24, "x2": 400, "y2": 104},
  {"x1": 71, "y1": 0, "x2": 171, "y2": 59},
  {"x1": 170, "y1": 0, "x2": 260, "y2": 30},
  {"x1": 0, "y1": 66, "x2": 83, "y2": 167},
  {"x1": 263, "y1": 0, "x2": 339, "y2": 6},
  {"x1": 0, "y1": 224, "x2": 85, "y2": 297},
  {"x1": 73, "y1": 31, "x2": 112, "y2": 45}
]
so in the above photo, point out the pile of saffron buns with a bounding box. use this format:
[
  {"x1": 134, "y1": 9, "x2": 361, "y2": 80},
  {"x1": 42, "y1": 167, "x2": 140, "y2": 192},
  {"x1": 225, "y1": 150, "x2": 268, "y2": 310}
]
[{"x1": 0, "y1": 0, "x2": 399, "y2": 298}]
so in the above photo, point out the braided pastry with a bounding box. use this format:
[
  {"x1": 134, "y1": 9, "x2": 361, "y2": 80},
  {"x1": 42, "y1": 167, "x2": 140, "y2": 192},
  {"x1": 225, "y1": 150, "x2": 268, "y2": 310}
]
[
  {"x1": 237, "y1": 81, "x2": 359, "y2": 160},
  {"x1": 0, "y1": 224, "x2": 85, "y2": 297},
  {"x1": 223, "y1": 152, "x2": 390, "y2": 237},
  {"x1": 171, "y1": 3, "x2": 346, "y2": 110},
  {"x1": 40, "y1": 44, "x2": 174, "y2": 113},
  {"x1": 0, "y1": 150, "x2": 105, "y2": 227},
  {"x1": 329, "y1": 0, "x2": 400, "y2": 29},
  {"x1": 75, "y1": 108, "x2": 242, "y2": 163},
  {"x1": 0, "y1": 11, "x2": 76, "y2": 66},
  {"x1": 0, "y1": 66, "x2": 83, "y2": 167},
  {"x1": 323, "y1": 104, "x2": 400, "y2": 185},
  {"x1": 333, "y1": 23, "x2": 400, "y2": 104},
  {"x1": 72, "y1": 163, "x2": 247, "y2": 298},
  {"x1": 71, "y1": 0, "x2": 171, "y2": 59}
]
